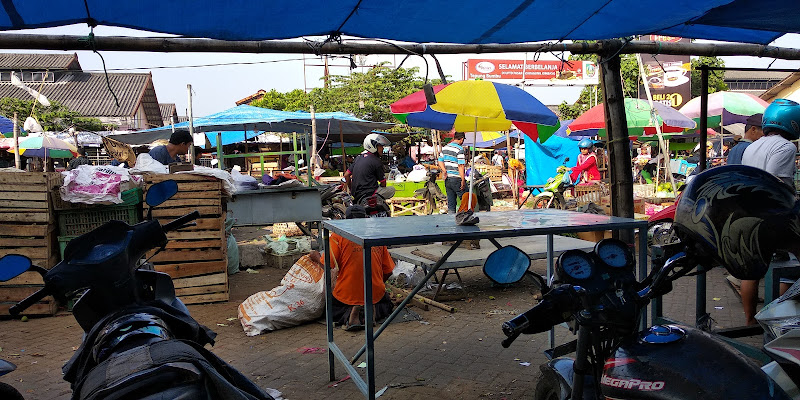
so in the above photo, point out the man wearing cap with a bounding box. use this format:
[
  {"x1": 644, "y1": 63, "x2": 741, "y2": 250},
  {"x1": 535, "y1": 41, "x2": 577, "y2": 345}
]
[{"x1": 726, "y1": 113, "x2": 763, "y2": 165}]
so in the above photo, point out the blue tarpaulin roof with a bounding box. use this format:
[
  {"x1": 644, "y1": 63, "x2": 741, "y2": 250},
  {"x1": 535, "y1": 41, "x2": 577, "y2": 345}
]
[
  {"x1": 110, "y1": 105, "x2": 394, "y2": 145},
  {"x1": 0, "y1": 1, "x2": 792, "y2": 44}
]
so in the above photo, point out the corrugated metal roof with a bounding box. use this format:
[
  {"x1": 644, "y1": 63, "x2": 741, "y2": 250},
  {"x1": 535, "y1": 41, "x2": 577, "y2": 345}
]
[
  {"x1": 724, "y1": 70, "x2": 791, "y2": 81},
  {"x1": 0, "y1": 53, "x2": 80, "y2": 70},
  {"x1": 0, "y1": 72, "x2": 162, "y2": 127}
]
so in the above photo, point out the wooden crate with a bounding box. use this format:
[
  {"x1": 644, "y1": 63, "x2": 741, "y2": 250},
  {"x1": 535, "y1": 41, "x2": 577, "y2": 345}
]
[
  {"x1": 474, "y1": 164, "x2": 503, "y2": 182},
  {"x1": 0, "y1": 172, "x2": 62, "y2": 316},
  {"x1": 143, "y1": 173, "x2": 229, "y2": 305},
  {"x1": 574, "y1": 184, "x2": 603, "y2": 206}
]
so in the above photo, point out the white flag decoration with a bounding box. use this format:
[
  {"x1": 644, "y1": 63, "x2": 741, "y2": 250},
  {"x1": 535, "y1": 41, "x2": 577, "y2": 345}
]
[{"x1": 11, "y1": 72, "x2": 51, "y2": 107}]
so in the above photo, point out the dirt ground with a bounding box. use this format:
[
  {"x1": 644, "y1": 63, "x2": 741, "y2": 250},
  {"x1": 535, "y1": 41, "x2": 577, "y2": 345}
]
[{"x1": 0, "y1": 209, "x2": 760, "y2": 400}]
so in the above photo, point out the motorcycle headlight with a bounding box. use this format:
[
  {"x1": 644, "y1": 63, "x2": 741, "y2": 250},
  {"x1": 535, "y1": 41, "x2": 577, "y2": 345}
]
[{"x1": 759, "y1": 316, "x2": 800, "y2": 339}]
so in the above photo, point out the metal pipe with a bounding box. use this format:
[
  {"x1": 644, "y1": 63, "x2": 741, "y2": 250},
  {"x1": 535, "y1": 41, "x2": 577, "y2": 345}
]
[{"x1": 2, "y1": 34, "x2": 800, "y2": 59}]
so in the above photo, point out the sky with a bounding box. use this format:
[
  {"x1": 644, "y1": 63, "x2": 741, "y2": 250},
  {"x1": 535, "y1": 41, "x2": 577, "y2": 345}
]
[{"x1": 3, "y1": 24, "x2": 800, "y2": 118}]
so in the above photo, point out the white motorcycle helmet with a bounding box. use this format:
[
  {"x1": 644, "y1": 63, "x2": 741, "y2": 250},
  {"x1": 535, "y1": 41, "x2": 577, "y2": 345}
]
[{"x1": 363, "y1": 133, "x2": 390, "y2": 153}]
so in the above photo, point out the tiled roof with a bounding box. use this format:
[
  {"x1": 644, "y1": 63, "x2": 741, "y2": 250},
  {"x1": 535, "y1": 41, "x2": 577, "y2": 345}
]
[
  {"x1": 160, "y1": 103, "x2": 177, "y2": 121},
  {"x1": 236, "y1": 89, "x2": 266, "y2": 105},
  {"x1": 0, "y1": 53, "x2": 81, "y2": 70},
  {"x1": 0, "y1": 72, "x2": 161, "y2": 126}
]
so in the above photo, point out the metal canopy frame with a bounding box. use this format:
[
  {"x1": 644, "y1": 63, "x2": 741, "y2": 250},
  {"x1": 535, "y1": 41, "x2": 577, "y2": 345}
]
[{"x1": 321, "y1": 209, "x2": 647, "y2": 399}]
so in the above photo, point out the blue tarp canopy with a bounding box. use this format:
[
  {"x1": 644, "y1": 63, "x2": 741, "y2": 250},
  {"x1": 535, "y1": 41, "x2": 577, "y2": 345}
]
[
  {"x1": 110, "y1": 105, "x2": 394, "y2": 146},
  {"x1": 524, "y1": 134, "x2": 579, "y2": 187},
  {"x1": 0, "y1": 1, "x2": 792, "y2": 44}
]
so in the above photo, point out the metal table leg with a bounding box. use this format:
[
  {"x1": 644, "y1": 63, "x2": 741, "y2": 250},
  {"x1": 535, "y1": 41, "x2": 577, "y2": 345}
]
[{"x1": 547, "y1": 233, "x2": 554, "y2": 349}]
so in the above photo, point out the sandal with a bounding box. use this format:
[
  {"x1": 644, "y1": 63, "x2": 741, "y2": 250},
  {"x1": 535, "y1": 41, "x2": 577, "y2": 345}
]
[{"x1": 344, "y1": 306, "x2": 364, "y2": 331}]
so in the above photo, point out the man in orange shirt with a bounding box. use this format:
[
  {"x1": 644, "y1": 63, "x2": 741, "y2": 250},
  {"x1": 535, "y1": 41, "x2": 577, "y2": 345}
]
[{"x1": 314, "y1": 205, "x2": 395, "y2": 330}]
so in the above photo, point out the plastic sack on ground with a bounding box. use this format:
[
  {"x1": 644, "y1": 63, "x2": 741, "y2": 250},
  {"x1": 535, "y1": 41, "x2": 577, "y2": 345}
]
[
  {"x1": 388, "y1": 260, "x2": 425, "y2": 288},
  {"x1": 225, "y1": 215, "x2": 240, "y2": 275},
  {"x1": 60, "y1": 164, "x2": 141, "y2": 205},
  {"x1": 264, "y1": 235, "x2": 312, "y2": 256},
  {"x1": 238, "y1": 254, "x2": 326, "y2": 335}
]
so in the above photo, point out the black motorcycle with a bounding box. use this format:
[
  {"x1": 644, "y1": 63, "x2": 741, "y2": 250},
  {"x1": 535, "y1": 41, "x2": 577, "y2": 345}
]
[
  {"x1": 0, "y1": 358, "x2": 23, "y2": 400},
  {"x1": 483, "y1": 240, "x2": 790, "y2": 400},
  {"x1": 0, "y1": 180, "x2": 273, "y2": 400},
  {"x1": 320, "y1": 182, "x2": 350, "y2": 220}
]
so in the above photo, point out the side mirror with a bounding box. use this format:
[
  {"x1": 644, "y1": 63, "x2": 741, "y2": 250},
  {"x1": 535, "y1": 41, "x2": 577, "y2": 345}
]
[
  {"x1": 0, "y1": 254, "x2": 32, "y2": 282},
  {"x1": 483, "y1": 246, "x2": 531, "y2": 285},
  {"x1": 146, "y1": 180, "x2": 178, "y2": 207}
]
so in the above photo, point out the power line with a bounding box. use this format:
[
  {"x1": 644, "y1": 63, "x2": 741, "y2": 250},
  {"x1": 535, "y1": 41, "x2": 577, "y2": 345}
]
[{"x1": 80, "y1": 56, "x2": 312, "y2": 72}]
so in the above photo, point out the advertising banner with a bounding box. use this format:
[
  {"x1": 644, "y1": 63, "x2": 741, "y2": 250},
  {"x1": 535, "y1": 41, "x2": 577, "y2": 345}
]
[
  {"x1": 638, "y1": 36, "x2": 692, "y2": 109},
  {"x1": 466, "y1": 59, "x2": 598, "y2": 85}
]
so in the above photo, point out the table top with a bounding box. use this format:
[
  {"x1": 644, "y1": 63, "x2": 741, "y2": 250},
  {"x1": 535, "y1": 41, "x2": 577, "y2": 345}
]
[
  {"x1": 322, "y1": 209, "x2": 646, "y2": 247},
  {"x1": 389, "y1": 236, "x2": 596, "y2": 269}
]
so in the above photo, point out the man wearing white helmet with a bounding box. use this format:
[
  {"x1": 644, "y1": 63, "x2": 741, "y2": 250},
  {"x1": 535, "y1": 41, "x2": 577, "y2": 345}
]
[{"x1": 344, "y1": 133, "x2": 396, "y2": 202}]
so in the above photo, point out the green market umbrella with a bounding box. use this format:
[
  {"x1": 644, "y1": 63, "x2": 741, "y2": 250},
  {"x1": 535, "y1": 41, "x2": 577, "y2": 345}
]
[{"x1": 679, "y1": 91, "x2": 769, "y2": 128}]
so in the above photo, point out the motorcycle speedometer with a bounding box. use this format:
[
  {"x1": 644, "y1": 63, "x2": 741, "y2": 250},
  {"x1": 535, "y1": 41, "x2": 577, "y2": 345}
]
[
  {"x1": 595, "y1": 239, "x2": 634, "y2": 269},
  {"x1": 557, "y1": 250, "x2": 594, "y2": 280}
]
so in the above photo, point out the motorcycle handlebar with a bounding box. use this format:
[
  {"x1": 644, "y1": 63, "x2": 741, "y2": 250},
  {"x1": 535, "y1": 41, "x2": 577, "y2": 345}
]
[
  {"x1": 161, "y1": 211, "x2": 201, "y2": 233},
  {"x1": 501, "y1": 286, "x2": 579, "y2": 340},
  {"x1": 9, "y1": 287, "x2": 49, "y2": 316}
]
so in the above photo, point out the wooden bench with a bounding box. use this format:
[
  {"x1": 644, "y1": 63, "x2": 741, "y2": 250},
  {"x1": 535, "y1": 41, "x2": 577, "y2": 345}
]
[{"x1": 387, "y1": 197, "x2": 428, "y2": 217}]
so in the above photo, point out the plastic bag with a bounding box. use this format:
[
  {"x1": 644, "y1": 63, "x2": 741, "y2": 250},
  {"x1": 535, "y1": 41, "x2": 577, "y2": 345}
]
[
  {"x1": 406, "y1": 168, "x2": 428, "y2": 182},
  {"x1": 131, "y1": 153, "x2": 168, "y2": 174},
  {"x1": 225, "y1": 215, "x2": 240, "y2": 275},
  {"x1": 388, "y1": 261, "x2": 425, "y2": 288},
  {"x1": 237, "y1": 254, "x2": 326, "y2": 335},
  {"x1": 60, "y1": 165, "x2": 141, "y2": 205},
  {"x1": 231, "y1": 169, "x2": 258, "y2": 192},
  {"x1": 264, "y1": 235, "x2": 311, "y2": 256}
]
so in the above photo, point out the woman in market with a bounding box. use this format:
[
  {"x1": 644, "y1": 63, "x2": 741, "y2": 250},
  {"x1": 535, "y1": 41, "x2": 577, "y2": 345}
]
[{"x1": 569, "y1": 138, "x2": 601, "y2": 184}]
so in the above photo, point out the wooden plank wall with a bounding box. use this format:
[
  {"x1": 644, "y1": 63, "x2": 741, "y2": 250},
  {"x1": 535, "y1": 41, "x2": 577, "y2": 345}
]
[
  {"x1": 143, "y1": 173, "x2": 229, "y2": 305},
  {"x1": 0, "y1": 172, "x2": 61, "y2": 315}
]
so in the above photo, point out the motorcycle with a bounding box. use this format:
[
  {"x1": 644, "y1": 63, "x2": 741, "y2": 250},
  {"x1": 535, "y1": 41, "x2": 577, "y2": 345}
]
[
  {"x1": 532, "y1": 158, "x2": 573, "y2": 210},
  {"x1": 320, "y1": 181, "x2": 351, "y2": 220},
  {"x1": 357, "y1": 192, "x2": 391, "y2": 218},
  {"x1": 0, "y1": 358, "x2": 23, "y2": 400},
  {"x1": 646, "y1": 193, "x2": 681, "y2": 255},
  {"x1": 483, "y1": 240, "x2": 793, "y2": 400},
  {"x1": 0, "y1": 180, "x2": 273, "y2": 400},
  {"x1": 413, "y1": 168, "x2": 447, "y2": 215}
]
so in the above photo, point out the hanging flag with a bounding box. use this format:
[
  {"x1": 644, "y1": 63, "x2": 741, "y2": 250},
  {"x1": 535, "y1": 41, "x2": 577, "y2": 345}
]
[
  {"x1": 11, "y1": 72, "x2": 51, "y2": 107},
  {"x1": 102, "y1": 135, "x2": 137, "y2": 165}
]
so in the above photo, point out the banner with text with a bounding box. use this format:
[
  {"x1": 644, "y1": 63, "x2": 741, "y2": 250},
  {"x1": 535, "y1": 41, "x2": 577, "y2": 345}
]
[
  {"x1": 466, "y1": 59, "x2": 599, "y2": 85},
  {"x1": 638, "y1": 36, "x2": 692, "y2": 109}
]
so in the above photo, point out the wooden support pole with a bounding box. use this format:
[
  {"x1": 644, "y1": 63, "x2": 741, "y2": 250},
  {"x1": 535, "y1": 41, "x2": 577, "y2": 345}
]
[
  {"x1": 599, "y1": 41, "x2": 634, "y2": 242},
  {"x1": 339, "y1": 120, "x2": 346, "y2": 172},
  {"x1": 699, "y1": 66, "x2": 709, "y2": 173},
  {"x1": 12, "y1": 112, "x2": 20, "y2": 169}
]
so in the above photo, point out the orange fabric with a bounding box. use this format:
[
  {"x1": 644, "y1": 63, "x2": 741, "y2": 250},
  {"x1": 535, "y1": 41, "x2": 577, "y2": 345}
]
[
  {"x1": 328, "y1": 233, "x2": 395, "y2": 305},
  {"x1": 458, "y1": 192, "x2": 478, "y2": 212}
]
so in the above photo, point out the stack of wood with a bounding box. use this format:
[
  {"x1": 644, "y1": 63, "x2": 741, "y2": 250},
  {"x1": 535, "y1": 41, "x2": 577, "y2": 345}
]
[
  {"x1": 142, "y1": 173, "x2": 229, "y2": 305},
  {"x1": 0, "y1": 172, "x2": 62, "y2": 315}
]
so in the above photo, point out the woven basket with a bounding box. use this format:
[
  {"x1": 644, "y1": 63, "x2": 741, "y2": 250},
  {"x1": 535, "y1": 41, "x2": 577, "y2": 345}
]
[{"x1": 272, "y1": 222, "x2": 304, "y2": 237}]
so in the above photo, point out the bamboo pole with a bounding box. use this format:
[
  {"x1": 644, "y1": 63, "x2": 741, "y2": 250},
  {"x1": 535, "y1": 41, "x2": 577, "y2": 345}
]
[
  {"x1": 5, "y1": 34, "x2": 800, "y2": 59},
  {"x1": 339, "y1": 120, "x2": 346, "y2": 172},
  {"x1": 599, "y1": 42, "x2": 634, "y2": 244},
  {"x1": 187, "y1": 84, "x2": 195, "y2": 164}
]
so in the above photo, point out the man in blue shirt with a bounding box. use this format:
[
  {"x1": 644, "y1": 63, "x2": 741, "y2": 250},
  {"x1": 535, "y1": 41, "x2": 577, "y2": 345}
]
[
  {"x1": 437, "y1": 131, "x2": 466, "y2": 214},
  {"x1": 727, "y1": 113, "x2": 763, "y2": 165},
  {"x1": 149, "y1": 130, "x2": 192, "y2": 166}
]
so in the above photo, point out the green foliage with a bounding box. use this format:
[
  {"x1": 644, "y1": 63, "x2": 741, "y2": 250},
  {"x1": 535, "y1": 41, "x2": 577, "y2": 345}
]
[
  {"x1": 0, "y1": 97, "x2": 112, "y2": 132},
  {"x1": 691, "y1": 56, "x2": 728, "y2": 97},
  {"x1": 250, "y1": 63, "x2": 445, "y2": 132}
]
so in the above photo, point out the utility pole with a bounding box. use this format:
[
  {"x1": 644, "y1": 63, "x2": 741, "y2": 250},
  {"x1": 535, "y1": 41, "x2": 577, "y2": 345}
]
[{"x1": 12, "y1": 112, "x2": 20, "y2": 169}]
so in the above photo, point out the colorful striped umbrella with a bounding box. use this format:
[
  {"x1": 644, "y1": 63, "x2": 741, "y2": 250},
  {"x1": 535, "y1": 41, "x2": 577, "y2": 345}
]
[
  {"x1": 7, "y1": 135, "x2": 78, "y2": 158},
  {"x1": 391, "y1": 81, "x2": 559, "y2": 142},
  {"x1": 569, "y1": 98, "x2": 696, "y2": 136},
  {"x1": 679, "y1": 91, "x2": 769, "y2": 128}
]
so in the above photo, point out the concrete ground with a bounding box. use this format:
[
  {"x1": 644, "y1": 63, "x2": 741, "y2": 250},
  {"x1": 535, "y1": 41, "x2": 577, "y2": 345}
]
[{"x1": 0, "y1": 230, "x2": 763, "y2": 400}]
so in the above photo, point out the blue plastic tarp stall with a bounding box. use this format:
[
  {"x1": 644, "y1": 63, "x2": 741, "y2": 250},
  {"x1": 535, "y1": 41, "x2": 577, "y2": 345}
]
[{"x1": 524, "y1": 134, "x2": 579, "y2": 186}]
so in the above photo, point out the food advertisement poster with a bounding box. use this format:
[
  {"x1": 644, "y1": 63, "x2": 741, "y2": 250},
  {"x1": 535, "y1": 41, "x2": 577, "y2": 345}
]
[
  {"x1": 465, "y1": 59, "x2": 599, "y2": 85},
  {"x1": 638, "y1": 36, "x2": 691, "y2": 109}
]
